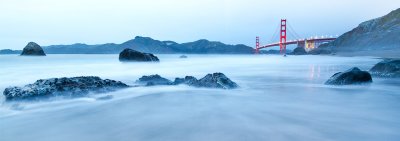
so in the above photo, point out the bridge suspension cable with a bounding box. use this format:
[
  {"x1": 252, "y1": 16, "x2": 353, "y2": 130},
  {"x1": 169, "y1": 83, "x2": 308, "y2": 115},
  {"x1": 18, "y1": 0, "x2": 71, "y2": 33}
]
[
  {"x1": 287, "y1": 21, "x2": 302, "y2": 40},
  {"x1": 268, "y1": 23, "x2": 281, "y2": 44},
  {"x1": 286, "y1": 29, "x2": 299, "y2": 42}
]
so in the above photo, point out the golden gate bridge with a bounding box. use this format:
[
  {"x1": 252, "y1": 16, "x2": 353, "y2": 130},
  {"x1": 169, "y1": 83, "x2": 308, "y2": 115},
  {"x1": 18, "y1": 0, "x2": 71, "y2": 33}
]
[{"x1": 255, "y1": 19, "x2": 337, "y2": 54}]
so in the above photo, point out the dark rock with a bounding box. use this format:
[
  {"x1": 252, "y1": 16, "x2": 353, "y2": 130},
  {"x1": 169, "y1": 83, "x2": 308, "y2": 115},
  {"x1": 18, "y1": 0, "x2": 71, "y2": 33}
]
[
  {"x1": 136, "y1": 74, "x2": 173, "y2": 86},
  {"x1": 173, "y1": 76, "x2": 199, "y2": 86},
  {"x1": 137, "y1": 73, "x2": 238, "y2": 89},
  {"x1": 195, "y1": 73, "x2": 239, "y2": 89},
  {"x1": 179, "y1": 55, "x2": 188, "y2": 58},
  {"x1": 3, "y1": 76, "x2": 129, "y2": 101},
  {"x1": 370, "y1": 59, "x2": 400, "y2": 77},
  {"x1": 119, "y1": 48, "x2": 159, "y2": 62},
  {"x1": 291, "y1": 47, "x2": 307, "y2": 55},
  {"x1": 325, "y1": 67, "x2": 373, "y2": 85},
  {"x1": 21, "y1": 42, "x2": 46, "y2": 56}
]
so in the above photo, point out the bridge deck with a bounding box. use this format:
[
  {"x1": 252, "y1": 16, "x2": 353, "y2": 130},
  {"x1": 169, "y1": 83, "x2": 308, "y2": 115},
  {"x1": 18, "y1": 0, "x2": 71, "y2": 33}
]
[{"x1": 258, "y1": 38, "x2": 336, "y2": 49}]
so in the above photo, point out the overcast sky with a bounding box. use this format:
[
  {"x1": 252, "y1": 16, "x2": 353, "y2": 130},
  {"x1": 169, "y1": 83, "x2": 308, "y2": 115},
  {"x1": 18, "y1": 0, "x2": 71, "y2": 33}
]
[{"x1": 0, "y1": 0, "x2": 399, "y2": 49}]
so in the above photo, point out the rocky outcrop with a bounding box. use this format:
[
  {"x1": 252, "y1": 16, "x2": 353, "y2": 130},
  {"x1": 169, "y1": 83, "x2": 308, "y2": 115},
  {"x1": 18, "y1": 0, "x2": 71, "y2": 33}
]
[
  {"x1": 321, "y1": 8, "x2": 400, "y2": 54},
  {"x1": 3, "y1": 73, "x2": 238, "y2": 101},
  {"x1": 136, "y1": 75, "x2": 173, "y2": 86},
  {"x1": 370, "y1": 59, "x2": 400, "y2": 77},
  {"x1": 136, "y1": 73, "x2": 239, "y2": 89},
  {"x1": 290, "y1": 47, "x2": 307, "y2": 55},
  {"x1": 192, "y1": 73, "x2": 239, "y2": 89},
  {"x1": 325, "y1": 67, "x2": 373, "y2": 85},
  {"x1": 173, "y1": 76, "x2": 199, "y2": 86},
  {"x1": 119, "y1": 48, "x2": 159, "y2": 62},
  {"x1": 21, "y1": 42, "x2": 46, "y2": 56},
  {"x1": 3, "y1": 76, "x2": 129, "y2": 101}
]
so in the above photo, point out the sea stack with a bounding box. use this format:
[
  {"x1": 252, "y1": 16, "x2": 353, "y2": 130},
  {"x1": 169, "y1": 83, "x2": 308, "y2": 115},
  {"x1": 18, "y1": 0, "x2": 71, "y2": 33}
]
[
  {"x1": 119, "y1": 48, "x2": 159, "y2": 62},
  {"x1": 21, "y1": 42, "x2": 46, "y2": 56}
]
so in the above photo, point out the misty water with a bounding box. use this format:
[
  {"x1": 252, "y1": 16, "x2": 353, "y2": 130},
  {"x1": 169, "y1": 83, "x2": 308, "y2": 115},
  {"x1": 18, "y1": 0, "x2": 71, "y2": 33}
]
[{"x1": 0, "y1": 54, "x2": 399, "y2": 141}]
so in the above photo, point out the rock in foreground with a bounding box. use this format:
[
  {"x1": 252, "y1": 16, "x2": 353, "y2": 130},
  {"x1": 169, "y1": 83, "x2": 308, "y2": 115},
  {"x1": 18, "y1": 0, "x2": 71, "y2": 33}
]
[
  {"x1": 194, "y1": 73, "x2": 238, "y2": 89},
  {"x1": 136, "y1": 72, "x2": 238, "y2": 89},
  {"x1": 369, "y1": 59, "x2": 400, "y2": 77},
  {"x1": 119, "y1": 48, "x2": 159, "y2": 62},
  {"x1": 137, "y1": 75, "x2": 173, "y2": 86},
  {"x1": 21, "y1": 42, "x2": 46, "y2": 56},
  {"x1": 3, "y1": 76, "x2": 129, "y2": 101},
  {"x1": 325, "y1": 67, "x2": 372, "y2": 85}
]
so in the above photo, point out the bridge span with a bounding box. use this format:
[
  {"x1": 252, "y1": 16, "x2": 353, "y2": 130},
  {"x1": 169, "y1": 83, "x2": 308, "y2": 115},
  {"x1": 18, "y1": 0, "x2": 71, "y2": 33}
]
[{"x1": 255, "y1": 19, "x2": 337, "y2": 54}]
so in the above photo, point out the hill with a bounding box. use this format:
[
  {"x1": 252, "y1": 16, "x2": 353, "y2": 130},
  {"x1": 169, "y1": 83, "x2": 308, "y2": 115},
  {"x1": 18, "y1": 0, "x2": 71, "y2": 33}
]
[
  {"x1": 5, "y1": 36, "x2": 255, "y2": 54},
  {"x1": 318, "y1": 8, "x2": 400, "y2": 56}
]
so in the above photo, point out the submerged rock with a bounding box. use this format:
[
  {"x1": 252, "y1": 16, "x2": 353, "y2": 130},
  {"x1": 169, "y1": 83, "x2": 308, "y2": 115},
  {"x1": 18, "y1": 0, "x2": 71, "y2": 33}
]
[
  {"x1": 369, "y1": 59, "x2": 400, "y2": 77},
  {"x1": 119, "y1": 48, "x2": 159, "y2": 62},
  {"x1": 325, "y1": 67, "x2": 372, "y2": 85},
  {"x1": 96, "y1": 95, "x2": 114, "y2": 101},
  {"x1": 21, "y1": 42, "x2": 46, "y2": 56},
  {"x1": 3, "y1": 76, "x2": 129, "y2": 101},
  {"x1": 136, "y1": 74, "x2": 173, "y2": 86},
  {"x1": 179, "y1": 55, "x2": 188, "y2": 58},
  {"x1": 137, "y1": 73, "x2": 238, "y2": 89}
]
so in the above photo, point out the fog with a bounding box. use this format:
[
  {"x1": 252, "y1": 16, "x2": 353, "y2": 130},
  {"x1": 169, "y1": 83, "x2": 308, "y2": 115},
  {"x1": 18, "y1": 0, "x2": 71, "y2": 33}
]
[
  {"x1": 0, "y1": 55, "x2": 399, "y2": 141},
  {"x1": 2, "y1": 0, "x2": 400, "y2": 49}
]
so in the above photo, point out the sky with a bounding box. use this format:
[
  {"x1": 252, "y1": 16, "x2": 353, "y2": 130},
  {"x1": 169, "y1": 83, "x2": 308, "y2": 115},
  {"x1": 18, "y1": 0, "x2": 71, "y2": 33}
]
[{"x1": 0, "y1": 0, "x2": 399, "y2": 49}]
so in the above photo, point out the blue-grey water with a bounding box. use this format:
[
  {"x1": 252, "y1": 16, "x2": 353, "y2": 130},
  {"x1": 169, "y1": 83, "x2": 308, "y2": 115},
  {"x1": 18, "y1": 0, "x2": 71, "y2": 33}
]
[{"x1": 0, "y1": 54, "x2": 399, "y2": 141}]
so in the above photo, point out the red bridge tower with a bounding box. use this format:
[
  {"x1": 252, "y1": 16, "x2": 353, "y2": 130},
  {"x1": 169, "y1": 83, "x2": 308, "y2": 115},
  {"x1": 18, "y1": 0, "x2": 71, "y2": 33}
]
[
  {"x1": 280, "y1": 19, "x2": 287, "y2": 54},
  {"x1": 255, "y1": 36, "x2": 260, "y2": 54}
]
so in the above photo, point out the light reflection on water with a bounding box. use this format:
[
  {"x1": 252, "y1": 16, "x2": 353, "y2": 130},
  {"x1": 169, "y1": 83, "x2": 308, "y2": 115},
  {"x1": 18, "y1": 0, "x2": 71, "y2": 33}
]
[
  {"x1": 0, "y1": 54, "x2": 399, "y2": 141},
  {"x1": 309, "y1": 65, "x2": 340, "y2": 80}
]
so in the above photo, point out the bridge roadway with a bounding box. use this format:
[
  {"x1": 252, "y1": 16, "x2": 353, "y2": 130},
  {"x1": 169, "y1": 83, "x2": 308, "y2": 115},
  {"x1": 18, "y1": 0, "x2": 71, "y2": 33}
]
[{"x1": 257, "y1": 37, "x2": 336, "y2": 49}]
